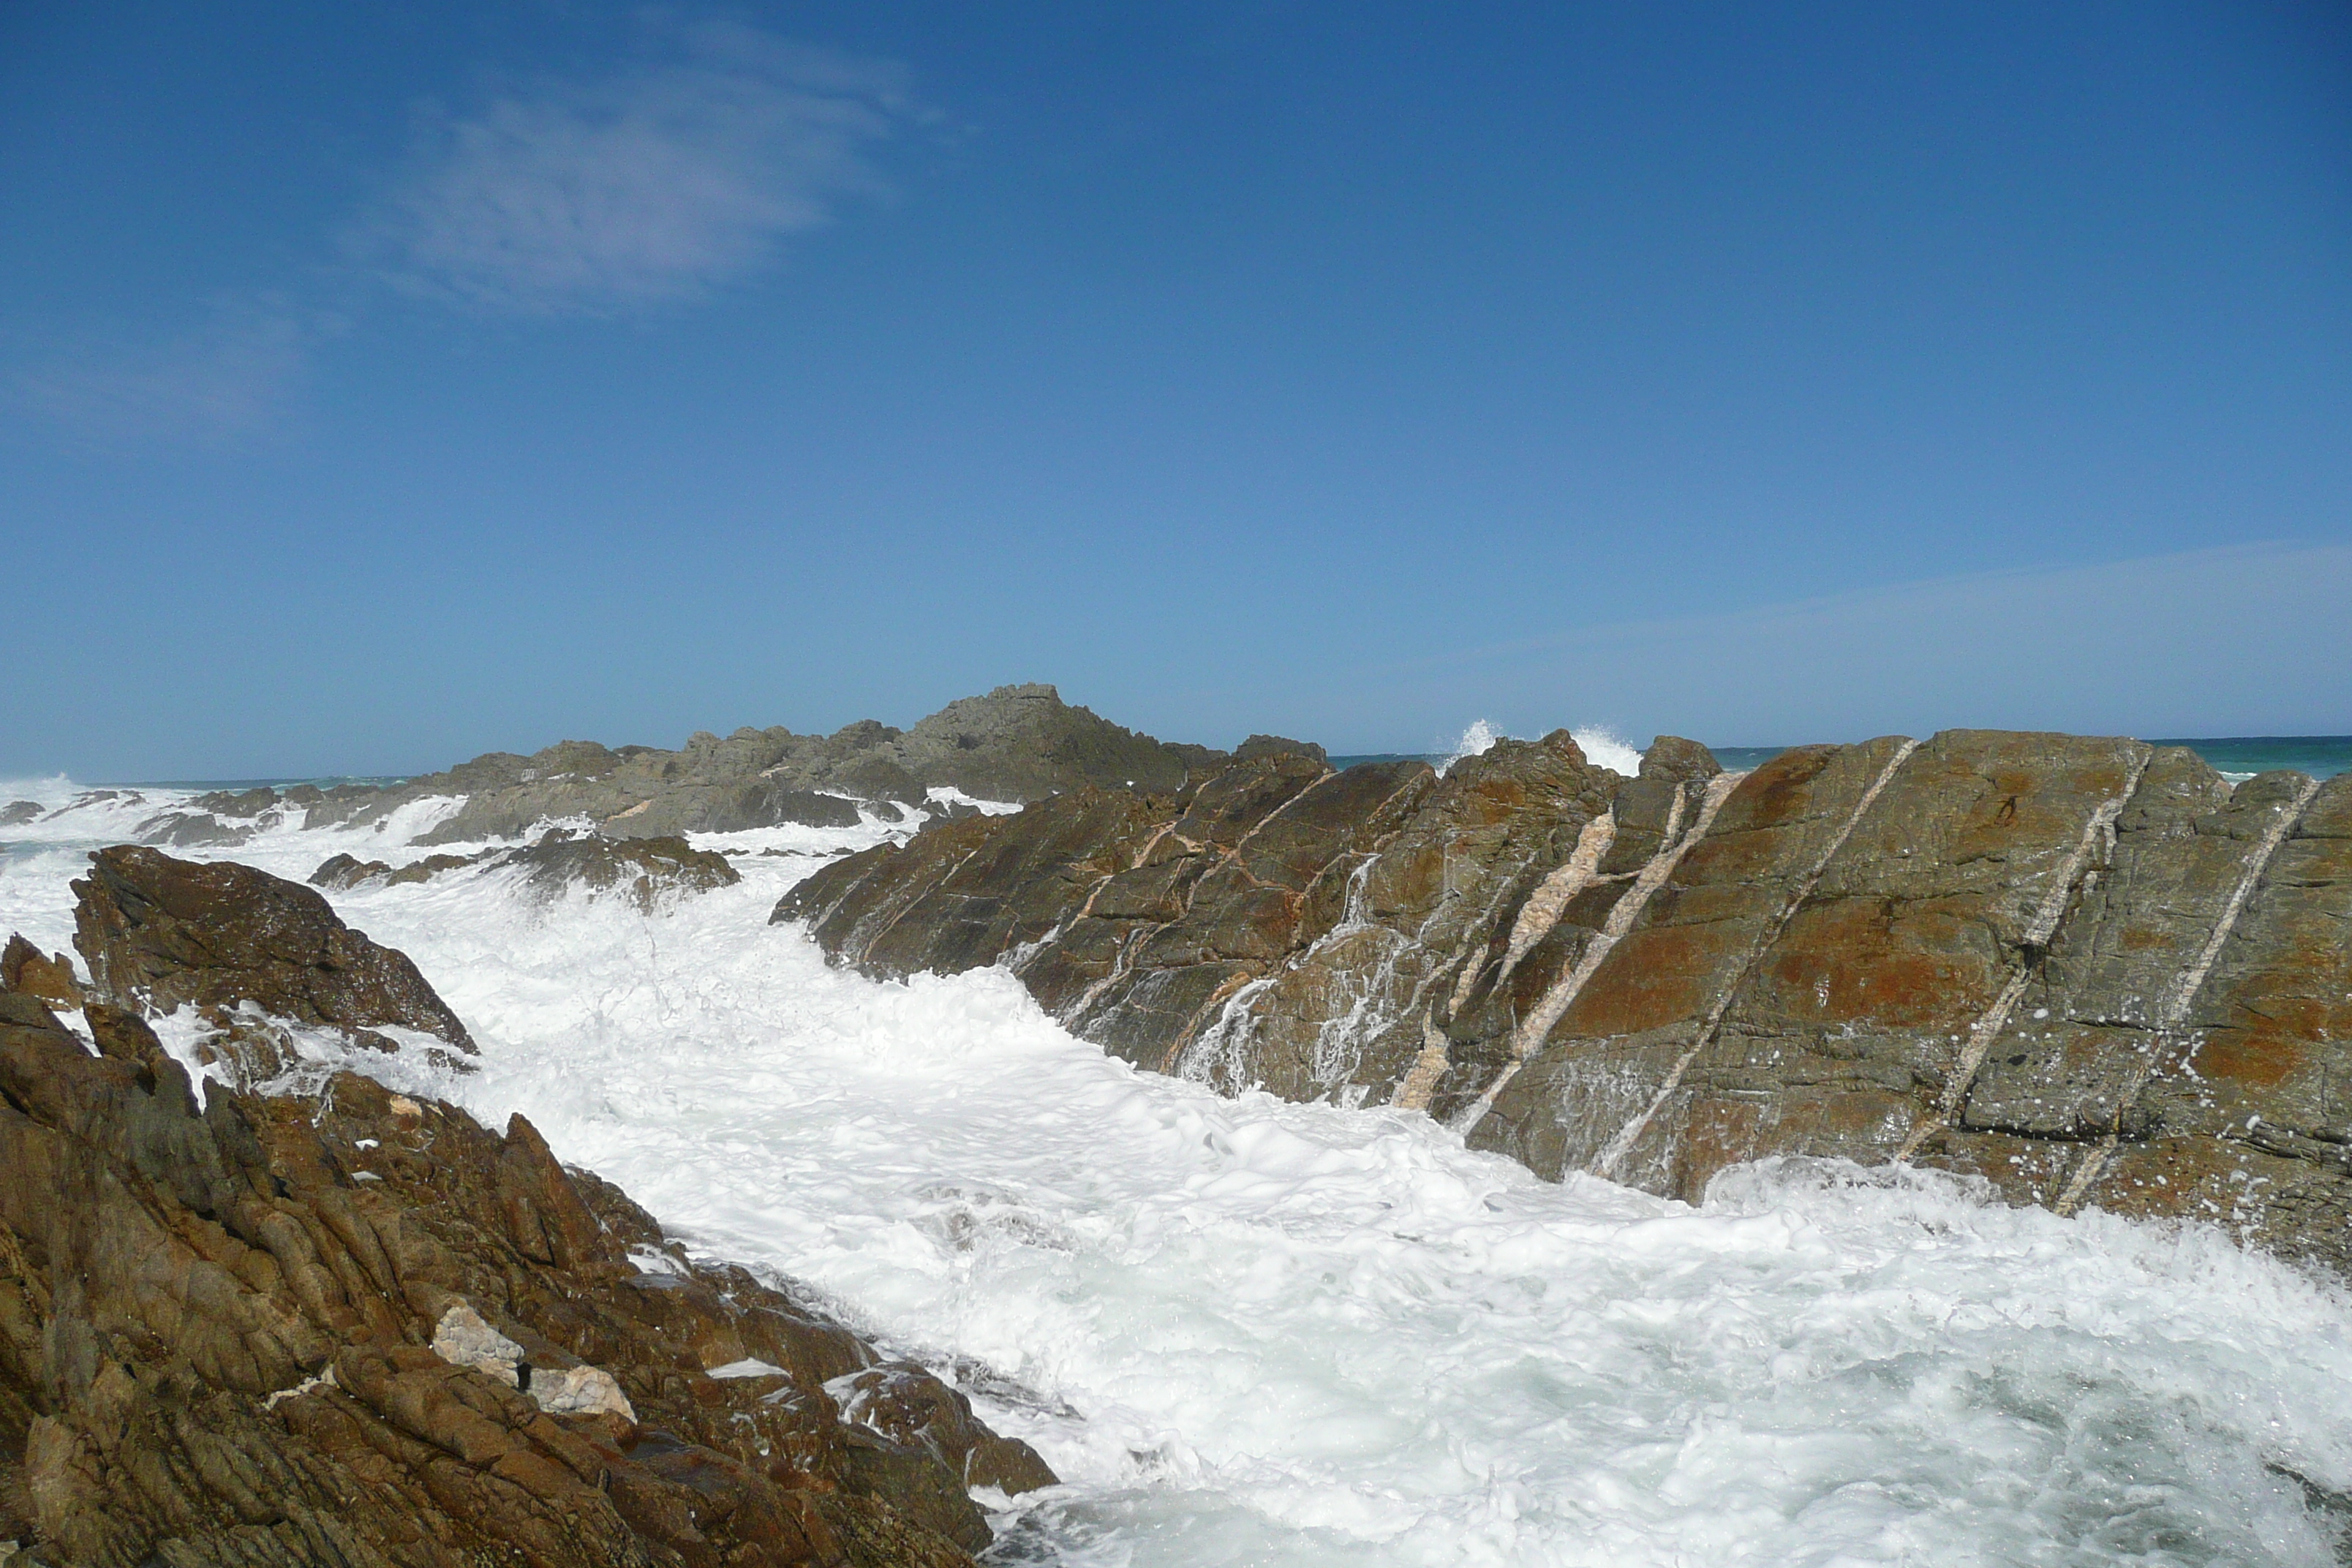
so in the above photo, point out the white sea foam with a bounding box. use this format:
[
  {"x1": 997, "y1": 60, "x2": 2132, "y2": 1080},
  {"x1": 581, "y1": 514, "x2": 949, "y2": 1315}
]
[
  {"x1": 3, "y1": 785, "x2": 2350, "y2": 1565},
  {"x1": 1438, "y1": 723, "x2": 1644, "y2": 778}
]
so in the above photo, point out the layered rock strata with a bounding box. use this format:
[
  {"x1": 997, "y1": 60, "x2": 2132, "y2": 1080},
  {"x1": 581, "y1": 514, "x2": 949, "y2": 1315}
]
[
  {"x1": 0, "y1": 859, "x2": 1052, "y2": 1567},
  {"x1": 778, "y1": 733, "x2": 1627, "y2": 1107},
  {"x1": 782, "y1": 730, "x2": 2352, "y2": 1274}
]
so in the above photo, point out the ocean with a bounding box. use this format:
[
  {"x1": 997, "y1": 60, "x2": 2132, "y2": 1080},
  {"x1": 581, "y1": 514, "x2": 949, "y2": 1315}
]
[{"x1": 4, "y1": 743, "x2": 2352, "y2": 1566}]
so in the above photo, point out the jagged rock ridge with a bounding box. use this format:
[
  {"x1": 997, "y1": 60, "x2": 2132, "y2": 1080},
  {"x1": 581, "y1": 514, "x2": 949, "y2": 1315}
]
[
  {"x1": 0, "y1": 851, "x2": 1054, "y2": 1567},
  {"x1": 780, "y1": 729, "x2": 2352, "y2": 1276},
  {"x1": 113, "y1": 685, "x2": 1226, "y2": 852}
]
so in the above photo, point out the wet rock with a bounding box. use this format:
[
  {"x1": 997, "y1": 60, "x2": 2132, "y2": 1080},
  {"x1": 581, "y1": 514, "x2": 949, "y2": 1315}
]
[
  {"x1": 133, "y1": 810, "x2": 255, "y2": 848},
  {"x1": 0, "y1": 1011, "x2": 1018, "y2": 1564},
  {"x1": 780, "y1": 721, "x2": 2352, "y2": 1277},
  {"x1": 779, "y1": 736, "x2": 1626, "y2": 1107},
  {"x1": 192, "y1": 785, "x2": 280, "y2": 818},
  {"x1": 498, "y1": 831, "x2": 741, "y2": 910},
  {"x1": 831, "y1": 1365, "x2": 1057, "y2": 1496},
  {"x1": 72, "y1": 845, "x2": 475, "y2": 1053},
  {"x1": 307, "y1": 851, "x2": 478, "y2": 891},
  {"x1": 0, "y1": 801, "x2": 40, "y2": 827},
  {"x1": 310, "y1": 834, "x2": 739, "y2": 910},
  {"x1": 0, "y1": 935, "x2": 80, "y2": 1007}
]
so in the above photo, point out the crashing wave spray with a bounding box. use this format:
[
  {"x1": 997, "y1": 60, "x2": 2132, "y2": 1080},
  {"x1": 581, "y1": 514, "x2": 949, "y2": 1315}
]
[{"x1": 1438, "y1": 720, "x2": 1644, "y2": 777}]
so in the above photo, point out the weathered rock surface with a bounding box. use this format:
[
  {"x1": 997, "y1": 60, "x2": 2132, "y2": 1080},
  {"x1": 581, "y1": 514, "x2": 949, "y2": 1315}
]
[
  {"x1": 1, "y1": 801, "x2": 44, "y2": 828},
  {"x1": 780, "y1": 728, "x2": 2352, "y2": 1276},
  {"x1": 0, "y1": 936, "x2": 80, "y2": 1009},
  {"x1": 779, "y1": 733, "x2": 1624, "y2": 1105},
  {"x1": 289, "y1": 685, "x2": 1218, "y2": 848},
  {"x1": 0, "y1": 867, "x2": 1053, "y2": 1567},
  {"x1": 73, "y1": 846, "x2": 476, "y2": 1055},
  {"x1": 312, "y1": 832, "x2": 739, "y2": 912}
]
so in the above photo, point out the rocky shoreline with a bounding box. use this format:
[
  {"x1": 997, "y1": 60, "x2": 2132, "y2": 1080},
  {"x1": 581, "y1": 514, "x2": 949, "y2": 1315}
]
[
  {"x1": 9, "y1": 688, "x2": 2352, "y2": 1562},
  {"x1": 781, "y1": 725, "x2": 2352, "y2": 1278},
  {"x1": 1, "y1": 849, "x2": 1053, "y2": 1567}
]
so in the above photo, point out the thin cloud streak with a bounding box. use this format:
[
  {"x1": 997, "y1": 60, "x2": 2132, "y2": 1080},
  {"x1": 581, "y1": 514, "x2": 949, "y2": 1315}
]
[
  {"x1": 8, "y1": 295, "x2": 323, "y2": 445},
  {"x1": 354, "y1": 24, "x2": 911, "y2": 314}
]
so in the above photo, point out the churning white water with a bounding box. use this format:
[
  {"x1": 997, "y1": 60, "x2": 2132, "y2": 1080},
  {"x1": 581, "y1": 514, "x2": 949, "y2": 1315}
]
[
  {"x1": 6, "y1": 776, "x2": 2352, "y2": 1567},
  {"x1": 1441, "y1": 723, "x2": 1645, "y2": 779}
]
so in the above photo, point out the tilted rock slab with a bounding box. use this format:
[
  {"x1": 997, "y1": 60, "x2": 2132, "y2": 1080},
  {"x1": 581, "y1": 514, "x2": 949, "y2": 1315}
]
[
  {"x1": 780, "y1": 730, "x2": 2352, "y2": 1275},
  {"x1": 778, "y1": 733, "x2": 1627, "y2": 1106}
]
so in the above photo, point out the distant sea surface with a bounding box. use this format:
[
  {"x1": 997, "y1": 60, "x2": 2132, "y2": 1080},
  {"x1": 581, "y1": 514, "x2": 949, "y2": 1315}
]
[{"x1": 1333, "y1": 736, "x2": 2352, "y2": 781}]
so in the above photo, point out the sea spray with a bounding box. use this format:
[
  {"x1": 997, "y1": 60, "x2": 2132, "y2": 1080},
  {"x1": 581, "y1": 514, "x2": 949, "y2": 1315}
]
[{"x1": 4, "y1": 780, "x2": 2351, "y2": 1565}]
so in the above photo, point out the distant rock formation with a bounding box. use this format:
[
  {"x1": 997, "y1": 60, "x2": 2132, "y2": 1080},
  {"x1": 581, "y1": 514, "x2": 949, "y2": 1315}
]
[
  {"x1": 271, "y1": 684, "x2": 1220, "y2": 848},
  {"x1": 312, "y1": 830, "x2": 739, "y2": 911},
  {"x1": 780, "y1": 729, "x2": 2352, "y2": 1276},
  {"x1": 0, "y1": 862, "x2": 1052, "y2": 1566}
]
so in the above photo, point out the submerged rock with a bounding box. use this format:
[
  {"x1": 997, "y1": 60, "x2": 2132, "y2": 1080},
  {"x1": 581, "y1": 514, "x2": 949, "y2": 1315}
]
[{"x1": 780, "y1": 727, "x2": 2352, "y2": 1278}]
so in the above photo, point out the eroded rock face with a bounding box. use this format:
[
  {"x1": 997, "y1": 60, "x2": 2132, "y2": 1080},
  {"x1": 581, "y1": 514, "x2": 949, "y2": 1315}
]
[
  {"x1": 0, "y1": 864, "x2": 1058, "y2": 1566},
  {"x1": 72, "y1": 845, "x2": 476, "y2": 1055},
  {"x1": 780, "y1": 728, "x2": 2352, "y2": 1275}
]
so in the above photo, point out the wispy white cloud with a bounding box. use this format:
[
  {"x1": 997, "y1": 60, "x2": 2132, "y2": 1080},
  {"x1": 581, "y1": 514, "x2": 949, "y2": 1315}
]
[
  {"x1": 354, "y1": 21, "x2": 912, "y2": 314},
  {"x1": 11, "y1": 21, "x2": 917, "y2": 445},
  {"x1": 10, "y1": 294, "x2": 325, "y2": 445}
]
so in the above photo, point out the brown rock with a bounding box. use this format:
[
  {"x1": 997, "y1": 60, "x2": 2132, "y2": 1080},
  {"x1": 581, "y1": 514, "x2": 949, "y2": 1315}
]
[
  {"x1": 0, "y1": 934, "x2": 80, "y2": 1007},
  {"x1": 0, "y1": 880, "x2": 1045, "y2": 1565},
  {"x1": 783, "y1": 723, "x2": 2352, "y2": 1277},
  {"x1": 72, "y1": 845, "x2": 476, "y2": 1054}
]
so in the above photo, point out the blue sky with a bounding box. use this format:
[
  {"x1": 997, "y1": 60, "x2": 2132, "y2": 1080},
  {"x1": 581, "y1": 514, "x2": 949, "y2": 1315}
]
[{"x1": 4, "y1": 3, "x2": 2348, "y2": 777}]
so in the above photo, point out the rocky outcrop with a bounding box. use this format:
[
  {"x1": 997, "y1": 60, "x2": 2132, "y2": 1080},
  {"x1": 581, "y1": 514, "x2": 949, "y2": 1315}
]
[
  {"x1": 1, "y1": 802, "x2": 45, "y2": 828},
  {"x1": 780, "y1": 729, "x2": 2352, "y2": 1276},
  {"x1": 0, "y1": 863, "x2": 1054, "y2": 1567},
  {"x1": 778, "y1": 733, "x2": 1624, "y2": 1104},
  {"x1": 0, "y1": 998, "x2": 1049, "y2": 1566},
  {"x1": 72, "y1": 846, "x2": 475, "y2": 1055},
  {"x1": 0, "y1": 937, "x2": 80, "y2": 1009},
  {"x1": 287, "y1": 685, "x2": 1218, "y2": 848},
  {"x1": 311, "y1": 832, "x2": 739, "y2": 912}
]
